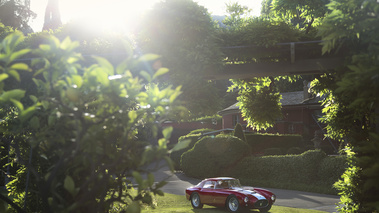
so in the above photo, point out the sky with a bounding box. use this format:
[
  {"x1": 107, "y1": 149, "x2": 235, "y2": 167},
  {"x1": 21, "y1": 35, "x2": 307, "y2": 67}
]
[{"x1": 30, "y1": 0, "x2": 263, "y2": 32}]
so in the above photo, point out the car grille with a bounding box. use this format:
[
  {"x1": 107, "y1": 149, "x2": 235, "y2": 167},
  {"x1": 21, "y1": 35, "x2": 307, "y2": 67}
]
[{"x1": 254, "y1": 199, "x2": 268, "y2": 208}]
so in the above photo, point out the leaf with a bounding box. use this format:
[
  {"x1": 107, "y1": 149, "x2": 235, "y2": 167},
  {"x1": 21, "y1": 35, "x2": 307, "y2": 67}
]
[
  {"x1": 19, "y1": 105, "x2": 37, "y2": 123},
  {"x1": 71, "y1": 75, "x2": 83, "y2": 88},
  {"x1": 29, "y1": 116, "x2": 40, "y2": 129},
  {"x1": 0, "y1": 89, "x2": 25, "y2": 102},
  {"x1": 139, "y1": 54, "x2": 160, "y2": 62},
  {"x1": 128, "y1": 111, "x2": 137, "y2": 123},
  {"x1": 153, "y1": 68, "x2": 169, "y2": 79},
  {"x1": 64, "y1": 175, "x2": 76, "y2": 196},
  {"x1": 0, "y1": 73, "x2": 9, "y2": 82},
  {"x1": 171, "y1": 139, "x2": 191, "y2": 152},
  {"x1": 9, "y1": 49, "x2": 31, "y2": 61},
  {"x1": 92, "y1": 56, "x2": 114, "y2": 75},
  {"x1": 147, "y1": 173, "x2": 154, "y2": 186},
  {"x1": 29, "y1": 95, "x2": 38, "y2": 103},
  {"x1": 10, "y1": 99, "x2": 24, "y2": 111},
  {"x1": 162, "y1": 126, "x2": 173, "y2": 140},
  {"x1": 7, "y1": 70, "x2": 20, "y2": 81},
  {"x1": 132, "y1": 171, "x2": 143, "y2": 186},
  {"x1": 140, "y1": 71, "x2": 151, "y2": 82},
  {"x1": 10, "y1": 63, "x2": 29, "y2": 71},
  {"x1": 158, "y1": 138, "x2": 167, "y2": 148}
]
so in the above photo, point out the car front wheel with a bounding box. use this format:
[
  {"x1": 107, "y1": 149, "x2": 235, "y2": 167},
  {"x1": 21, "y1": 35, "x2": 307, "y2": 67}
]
[
  {"x1": 259, "y1": 204, "x2": 272, "y2": 212},
  {"x1": 226, "y1": 195, "x2": 240, "y2": 212},
  {"x1": 190, "y1": 192, "x2": 203, "y2": 209}
]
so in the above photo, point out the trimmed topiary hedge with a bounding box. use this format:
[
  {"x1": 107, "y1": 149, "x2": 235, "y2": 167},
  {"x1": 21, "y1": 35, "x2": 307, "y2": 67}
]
[
  {"x1": 245, "y1": 133, "x2": 303, "y2": 154},
  {"x1": 181, "y1": 135, "x2": 250, "y2": 178},
  {"x1": 169, "y1": 128, "x2": 214, "y2": 169}
]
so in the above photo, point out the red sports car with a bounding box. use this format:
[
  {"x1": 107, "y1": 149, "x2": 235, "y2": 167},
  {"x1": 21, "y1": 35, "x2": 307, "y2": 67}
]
[{"x1": 185, "y1": 177, "x2": 276, "y2": 212}]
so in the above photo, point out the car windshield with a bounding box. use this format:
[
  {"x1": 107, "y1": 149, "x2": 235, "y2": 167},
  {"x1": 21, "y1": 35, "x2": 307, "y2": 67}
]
[{"x1": 216, "y1": 179, "x2": 242, "y2": 189}]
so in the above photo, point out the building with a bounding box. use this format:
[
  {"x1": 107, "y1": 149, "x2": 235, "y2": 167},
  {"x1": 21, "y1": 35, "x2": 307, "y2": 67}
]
[{"x1": 218, "y1": 83, "x2": 324, "y2": 139}]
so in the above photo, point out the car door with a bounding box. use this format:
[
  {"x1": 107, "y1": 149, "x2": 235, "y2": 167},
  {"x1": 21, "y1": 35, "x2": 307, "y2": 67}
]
[
  {"x1": 200, "y1": 181, "x2": 217, "y2": 205},
  {"x1": 213, "y1": 180, "x2": 230, "y2": 205}
]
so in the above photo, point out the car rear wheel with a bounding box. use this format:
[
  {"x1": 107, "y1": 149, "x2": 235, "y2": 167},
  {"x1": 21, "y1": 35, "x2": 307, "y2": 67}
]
[
  {"x1": 226, "y1": 195, "x2": 240, "y2": 212},
  {"x1": 190, "y1": 192, "x2": 203, "y2": 209}
]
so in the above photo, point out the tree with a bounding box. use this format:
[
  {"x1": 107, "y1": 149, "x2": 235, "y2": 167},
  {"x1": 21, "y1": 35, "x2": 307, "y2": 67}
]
[
  {"x1": 233, "y1": 123, "x2": 246, "y2": 142},
  {"x1": 311, "y1": 0, "x2": 379, "y2": 211},
  {"x1": 0, "y1": 32, "x2": 182, "y2": 212},
  {"x1": 261, "y1": 0, "x2": 329, "y2": 34},
  {"x1": 135, "y1": 0, "x2": 224, "y2": 118},
  {"x1": 219, "y1": 2, "x2": 303, "y2": 130},
  {"x1": 0, "y1": 0, "x2": 36, "y2": 33},
  {"x1": 42, "y1": 0, "x2": 62, "y2": 31}
]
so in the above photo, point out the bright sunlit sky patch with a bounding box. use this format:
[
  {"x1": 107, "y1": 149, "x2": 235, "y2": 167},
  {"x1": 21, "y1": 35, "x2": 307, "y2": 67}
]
[{"x1": 30, "y1": 0, "x2": 262, "y2": 32}]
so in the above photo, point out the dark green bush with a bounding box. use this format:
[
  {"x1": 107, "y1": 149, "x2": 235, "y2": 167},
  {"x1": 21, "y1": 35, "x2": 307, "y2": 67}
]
[
  {"x1": 318, "y1": 155, "x2": 346, "y2": 186},
  {"x1": 234, "y1": 123, "x2": 246, "y2": 142},
  {"x1": 170, "y1": 128, "x2": 214, "y2": 169},
  {"x1": 263, "y1": 148, "x2": 284, "y2": 156},
  {"x1": 232, "y1": 150, "x2": 344, "y2": 194},
  {"x1": 181, "y1": 135, "x2": 250, "y2": 178},
  {"x1": 286, "y1": 147, "x2": 303, "y2": 155},
  {"x1": 245, "y1": 133, "x2": 303, "y2": 154},
  {"x1": 187, "y1": 128, "x2": 214, "y2": 135},
  {"x1": 170, "y1": 134, "x2": 201, "y2": 169}
]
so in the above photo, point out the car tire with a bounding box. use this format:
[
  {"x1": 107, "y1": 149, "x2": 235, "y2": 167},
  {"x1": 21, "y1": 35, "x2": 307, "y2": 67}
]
[
  {"x1": 226, "y1": 195, "x2": 240, "y2": 212},
  {"x1": 190, "y1": 192, "x2": 203, "y2": 209},
  {"x1": 259, "y1": 204, "x2": 272, "y2": 212}
]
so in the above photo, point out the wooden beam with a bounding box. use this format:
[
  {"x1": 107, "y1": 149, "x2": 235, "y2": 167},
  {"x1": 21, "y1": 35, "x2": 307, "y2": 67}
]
[{"x1": 203, "y1": 57, "x2": 344, "y2": 80}]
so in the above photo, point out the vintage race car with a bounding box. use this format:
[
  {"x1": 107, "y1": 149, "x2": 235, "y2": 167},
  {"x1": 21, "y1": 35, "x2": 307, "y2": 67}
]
[{"x1": 185, "y1": 177, "x2": 276, "y2": 212}]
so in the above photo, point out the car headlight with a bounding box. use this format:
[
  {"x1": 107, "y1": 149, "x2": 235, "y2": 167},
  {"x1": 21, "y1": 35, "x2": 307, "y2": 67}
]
[
  {"x1": 244, "y1": 197, "x2": 249, "y2": 203},
  {"x1": 271, "y1": 195, "x2": 276, "y2": 201}
]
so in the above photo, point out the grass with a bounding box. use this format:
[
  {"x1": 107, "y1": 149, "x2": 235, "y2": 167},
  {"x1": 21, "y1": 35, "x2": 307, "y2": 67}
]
[{"x1": 141, "y1": 193, "x2": 328, "y2": 213}]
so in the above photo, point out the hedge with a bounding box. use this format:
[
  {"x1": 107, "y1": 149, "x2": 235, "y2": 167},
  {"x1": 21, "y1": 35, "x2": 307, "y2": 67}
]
[
  {"x1": 181, "y1": 135, "x2": 250, "y2": 178},
  {"x1": 169, "y1": 128, "x2": 214, "y2": 169},
  {"x1": 231, "y1": 150, "x2": 346, "y2": 194},
  {"x1": 245, "y1": 133, "x2": 303, "y2": 154}
]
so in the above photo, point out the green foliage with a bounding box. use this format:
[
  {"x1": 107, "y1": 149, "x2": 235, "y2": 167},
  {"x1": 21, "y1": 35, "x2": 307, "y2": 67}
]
[
  {"x1": 228, "y1": 78, "x2": 283, "y2": 130},
  {"x1": 136, "y1": 0, "x2": 224, "y2": 117},
  {"x1": 263, "y1": 148, "x2": 284, "y2": 156},
  {"x1": 170, "y1": 134, "x2": 202, "y2": 170},
  {"x1": 286, "y1": 146, "x2": 303, "y2": 155},
  {"x1": 245, "y1": 133, "x2": 303, "y2": 154},
  {"x1": 262, "y1": 0, "x2": 328, "y2": 34},
  {"x1": 234, "y1": 150, "x2": 344, "y2": 194},
  {"x1": 0, "y1": 32, "x2": 182, "y2": 212},
  {"x1": 233, "y1": 123, "x2": 246, "y2": 142},
  {"x1": 181, "y1": 135, "x2": 250, "y2": 178},
  {"x1": 313, "y1": 0, "x2": 379, "y2": 211},
  {"x1": 0, "y1": 1, "x2": 36, "y2": 33}
]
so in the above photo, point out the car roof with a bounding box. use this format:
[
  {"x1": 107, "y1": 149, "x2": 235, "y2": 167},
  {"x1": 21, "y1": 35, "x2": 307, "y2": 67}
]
[{"x1": 203, "y1": 177, "x2": 236, "y2": 181}]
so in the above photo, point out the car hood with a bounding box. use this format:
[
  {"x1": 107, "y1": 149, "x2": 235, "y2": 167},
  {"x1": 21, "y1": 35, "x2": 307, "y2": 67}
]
[{"x1": 229, "y1": 187, "x2": 267, "y2": 200}]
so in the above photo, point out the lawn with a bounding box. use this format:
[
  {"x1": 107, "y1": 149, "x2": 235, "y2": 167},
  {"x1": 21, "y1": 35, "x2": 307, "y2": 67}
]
[{"x1": 141, "y1": 193, "x2": 328, "y2": 213}]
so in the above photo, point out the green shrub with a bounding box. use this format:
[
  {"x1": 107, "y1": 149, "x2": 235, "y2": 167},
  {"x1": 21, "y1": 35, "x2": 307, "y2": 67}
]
[
  {"x1": 234, "y1": 123, "x2": 246, "y2": 142},
  {"x1": 170, "y1": 134, "x2": 201, "y2": 169},
  {"x1": 245, "y1": 133, "x2": 303, "y2": 154},
  {"x1": 187, "y1": 128, "x2": 214, "y2": 135},
  {"x1": 181, "y1": 135, "x2": 250, "y2": 178},
  {"x1": 286, "y1": 147, "x2": 303, "y2": 155},
  {"x1": 318, "y1": 155, "x2": 346, "y2": 186},
  {"x1": 263, "y1": 148, "x2": 284, "y2": 156},
  {"x1": 232, "y1": 150, "x2": 344, "y2": 194}
]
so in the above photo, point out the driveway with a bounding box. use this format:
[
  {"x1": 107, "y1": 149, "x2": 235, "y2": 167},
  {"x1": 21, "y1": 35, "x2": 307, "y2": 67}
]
[{"x1": 151, "y1": 161, "x2": 340, "y2": 213}]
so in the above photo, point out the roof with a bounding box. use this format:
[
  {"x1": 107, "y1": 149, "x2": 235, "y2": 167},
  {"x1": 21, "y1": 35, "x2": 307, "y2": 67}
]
[
  {"x1": 203, "y1": 177, "x2": 236, "y2": 181},
  {"x1": 218, "y1": 91, "x2": 322, "y2": 116}
]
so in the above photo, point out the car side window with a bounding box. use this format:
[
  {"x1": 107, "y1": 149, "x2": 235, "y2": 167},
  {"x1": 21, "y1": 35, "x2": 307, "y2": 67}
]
[{"x1": 203, "y1": 181, "x2": 215, "y2": 189}]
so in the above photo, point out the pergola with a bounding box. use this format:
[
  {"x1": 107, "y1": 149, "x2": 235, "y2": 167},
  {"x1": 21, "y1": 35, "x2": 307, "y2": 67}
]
[{"x1": 203, "y1": 41, "x2": 344, "y2": 80}]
